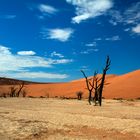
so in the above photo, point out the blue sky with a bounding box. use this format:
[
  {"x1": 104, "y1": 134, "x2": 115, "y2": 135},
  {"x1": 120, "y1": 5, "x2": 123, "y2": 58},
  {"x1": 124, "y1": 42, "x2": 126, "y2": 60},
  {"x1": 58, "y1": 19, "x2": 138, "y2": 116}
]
[{"x1": 0, "y1": 0, "x2": 140, "y2": 82}]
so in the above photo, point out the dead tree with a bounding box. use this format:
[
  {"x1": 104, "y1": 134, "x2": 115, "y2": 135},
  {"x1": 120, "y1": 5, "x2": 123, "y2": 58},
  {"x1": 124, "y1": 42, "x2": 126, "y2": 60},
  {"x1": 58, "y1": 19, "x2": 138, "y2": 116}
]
[
  {"x1": 98, "y1": 56, "x2": 111, "y2": 106},
  {"x1": 10, "y1": 86, "x2": 17, "y2": 97},
  {"x1": 16, "y1": 82, "x2": 25, "y2": 97},
  {"x1": 81, "y1": 70, "x2": 95, "y2": 105},
  {"x1": 81, "y1": 56, "x2": 111, "y2": 106},
  {"x1": 93, "y1": 73, "x2": 102, "y2": 105}
]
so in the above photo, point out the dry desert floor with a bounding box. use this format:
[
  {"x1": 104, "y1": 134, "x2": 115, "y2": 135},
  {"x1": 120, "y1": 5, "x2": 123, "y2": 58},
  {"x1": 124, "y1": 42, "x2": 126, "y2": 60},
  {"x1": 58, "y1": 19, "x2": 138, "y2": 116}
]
[{"x1": 0, "y1": 98, "x2": 140, "y2": 140}]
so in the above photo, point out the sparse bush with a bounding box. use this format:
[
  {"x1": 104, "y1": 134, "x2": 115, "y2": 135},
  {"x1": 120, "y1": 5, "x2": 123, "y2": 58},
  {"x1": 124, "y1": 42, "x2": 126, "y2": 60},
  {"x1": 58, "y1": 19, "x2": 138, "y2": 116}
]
[
  {"x1": 76, "y1": 91, "x2": 83, "y2": 100},
  {"x1": 60, "y1": 96, "x2": 70, "y2": 100},
  {"x1": 113, "y1": 98, "x2": 123, "y2": 100},
  {"x1": 28, "y1": 96, "x2": 35, "y2": 98},
  {"x1": 136, "y1": 97, "x2": 140, "y2": 100},
  {"x1": 40, "y1": 96, "x2": 45, "y2": 98},
  {"x1": 127, "y1": 99, "x2": 135, "y2": 102}
]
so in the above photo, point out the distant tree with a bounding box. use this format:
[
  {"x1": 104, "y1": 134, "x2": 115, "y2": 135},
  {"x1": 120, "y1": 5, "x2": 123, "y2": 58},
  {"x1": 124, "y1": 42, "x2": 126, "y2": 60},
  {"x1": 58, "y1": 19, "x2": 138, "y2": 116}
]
[
  {"x1": 9, "y1": 82, "x2": 26, "y2": 98},
  {"x1": 9, "y1": 86, "x2": 17, "y2": 97},
  {"x1": 16, "y1": 82, "x2": 25, "y2": 97},
  {"x1": 76, "y1": 91, "x2": 83, "y2": 100}
]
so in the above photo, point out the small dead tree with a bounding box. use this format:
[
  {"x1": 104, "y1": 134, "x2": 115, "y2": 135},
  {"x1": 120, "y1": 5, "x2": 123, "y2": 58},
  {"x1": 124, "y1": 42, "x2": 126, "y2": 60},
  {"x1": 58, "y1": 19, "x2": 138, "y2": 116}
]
[
  {"x1": 76, "y1": 91, "x2": 83, "y2": 100},
  {"x1": 16, "y1": 82, "x2": 25, "y2": 97},
  {"x1": 81, "y1": 70, "x2": 95, "y2": 105}
]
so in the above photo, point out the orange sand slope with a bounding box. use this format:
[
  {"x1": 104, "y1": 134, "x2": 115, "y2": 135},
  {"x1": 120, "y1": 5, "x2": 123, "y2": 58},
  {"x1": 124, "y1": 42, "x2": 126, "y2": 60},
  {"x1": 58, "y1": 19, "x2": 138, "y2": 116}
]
[{"x1": 26, "y1": 70, "x2": 140, "y2": 99}]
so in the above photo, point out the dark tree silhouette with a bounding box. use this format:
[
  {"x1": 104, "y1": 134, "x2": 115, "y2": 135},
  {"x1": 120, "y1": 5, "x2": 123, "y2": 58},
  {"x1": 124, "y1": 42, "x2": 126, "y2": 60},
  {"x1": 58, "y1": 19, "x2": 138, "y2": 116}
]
[
  {"x1": 81, "y1": 70, "x2": 95, "y2": 105},
  {"x1": 16, "y1": 82, "x2": 25, "y2": 97},
  {"x1": 10, "y1": 86, "x2": 17, "y2": 97},
  {"x1": 98, "y1": 56, "x2": 111, "y2": 106},
  {"x1": 93, "y1": 72, "x2": 102, "y2": 105},
  {"x1": 81, "y1": 56, "x2": 111, "y2": 106}
]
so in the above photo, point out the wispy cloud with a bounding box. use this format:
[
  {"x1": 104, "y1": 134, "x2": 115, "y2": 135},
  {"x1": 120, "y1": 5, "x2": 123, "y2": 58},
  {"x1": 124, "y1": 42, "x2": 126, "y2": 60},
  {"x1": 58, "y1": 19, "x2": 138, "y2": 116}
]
[
  {"x1": 105, "y1": 35, "x2": 120, "y2": 41},
  {"x1": 109, "y1": 19, "x2": 117, "y2": 26},
  {"x1": 109, "y1": 2, "x2": 140, "y2": 35},
  {"x1": 124, "y1": 2, "x2": 140, "y2": 25},
  {"x1": 66, "y1": 0, "x2": 113, "y2": 23},
  {"x1": 124, "y1": 28, "x2": 130, "y2": 32},
  {"x1": 0, "y1": 15, "x2": 16, "y2": 19},
  {"x1": 80, "y1": 48, "x2": 99, "y2": 54},
  {"x1": 38, "y1": 4, "x2": 58, "y2": 14},
  {"x1": 94, "y1": 38, "x2": 102, "y2": 41},
  {"x1": 85, "y1": 42, "x2": 97, "y2": 47},
  {"x1": 1, "y1": 71, "x2": 68, "y2": 79},
  {"x1": 79, "y1": 65, "x2": 89, "y2": 71},
  {"x1": 41, "y1": 28, "x2": 74, "y2": 42},
  {"x1": 132, "y1": 24, "x2": 140, "y2": 34},
  {"x1": 29, "y1": 3, "x2": 58, "y2": 20},
  {"x1": 51, "y1": 51, "x2": 64, "y2": 58},
  {"x1": 17, "y1": 51, "x2": 36, "y2": 56},
  {"x1": 92, "y1": 36, "x2": 121, "y2": 41},
  {"x1": 0, "y1": 45, "x2": 73, "y2": 72},
  {"x1": 108, "y1": 10, "x2": 123, "y2": 25}
]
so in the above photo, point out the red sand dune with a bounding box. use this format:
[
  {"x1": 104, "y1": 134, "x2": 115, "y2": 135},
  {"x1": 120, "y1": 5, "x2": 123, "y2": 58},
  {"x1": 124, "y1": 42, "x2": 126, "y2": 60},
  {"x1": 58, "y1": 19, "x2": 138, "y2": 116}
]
[
  {"x1": 0, "y1": 70, "x2": 140, "y2": 99},
  {"x1": 26, "y1": 70, "x2": 140, "y2": 99}
]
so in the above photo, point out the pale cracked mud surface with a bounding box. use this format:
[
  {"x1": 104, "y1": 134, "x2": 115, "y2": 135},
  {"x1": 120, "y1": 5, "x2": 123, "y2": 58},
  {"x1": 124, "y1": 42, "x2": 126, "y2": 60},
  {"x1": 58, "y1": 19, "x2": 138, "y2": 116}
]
[{"x1": 0, "y1": 98, "x2": 140, "y2": 140}]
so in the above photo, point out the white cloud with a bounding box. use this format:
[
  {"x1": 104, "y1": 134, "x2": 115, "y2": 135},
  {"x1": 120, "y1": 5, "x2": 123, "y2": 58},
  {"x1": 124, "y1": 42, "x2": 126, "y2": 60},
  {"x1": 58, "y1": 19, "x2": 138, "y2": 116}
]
[
  {"x1": 105, "y1": 35, "x2": 120, "y2": 41},
  {"x1": 38, "y1": 4, "x2": 57, "y2": 14},
  {"x1": 66, "y1": 0, "x2": 113, "y2": 23},
  {"x1": 0, "y1": 45, "x2": 72, "y2": 72},
  {"x1": 51, "y1": 51, "x2": 64, "y2": 58},
  {"x1": 50, "y1": 59, "x2": 73, "y2": 64},
  {"x1": 85, "y1": 42, "x2": 97, "y2": 47},
  {"x1": 132, "y1": 24, "x2": 140, "y2": 34},
  {"x1": 17, "y1": 51, "x2": 36, "y2": 56},
  {"x1": 1, "y1": 71, "x2": 68, "y2": 79},
  {"x1": 0, "y1": 46, "x2": 11, "y2": 55},
  {"x1": 41, "y1": 28, "x2": 74, "y2": 42},
  {"x1": 92, "y1": 48, "x2": 99, "y2": 52}
]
